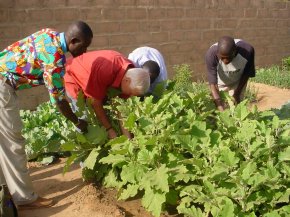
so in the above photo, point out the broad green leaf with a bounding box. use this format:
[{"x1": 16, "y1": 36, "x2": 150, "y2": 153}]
[
  {"x1": 279, "y1": 146, "x2": 290, "y2": 161},
  {"x1": 219, "y1": 198, "x2": 235, "y2": 217},
  {"x1": 76, "y1": 133, "x2": 88, "y2": 144},
  {"x1": 124, "y1": 113, "x2": 136, "y2": 130},
  {"x1": 137, "y1": 149, "x2": 154, "y2": 165},
  {"x1": 276, "y1": 189, "x2": 290, "y2": 204},
  {"x1": 85, "y1": 125, "x2": 107, "y2": 145},
  {"x1": 166, "y1": 190, "x2": 179, "y2": 205},
  {"x1": 280, "y1": 205, "x2": 290, "y2": 213},
  {"x1": 120, "y1": 163, "x2": 146, "y2": 184},
  {"x1": 152, "y1": 81, "x2": 166, "y2": 97},
  {"x1": 100, "y1": 154, "x2": 126, "y2": 166},
  {"x1": 75, "y1": 91, "x2": 86, "y2": 117},
  {"x1": 247, "y1": 173, "x2": 267, "y2": 187},
  {"x1": 177, "y1": 205, "x2": 204, "y2": 217},
  {"x1": 150, "y1": 164, "x2": 169, "y2": 193},
  {"x1": 105, "y1": 135, "x2": 128, "y2": 147},
  {"x1": 142, "y1": 188, "x2": 166, "y2": 217},
  {"x1": 235, "y1": 101, "x2": 250, "y2": 120},
  {"x1": 83, "y1": 148, "x2": 100, "y2": 170},
  {"x1": 40, "y1": 156, "x2": 55, "y2": 165},
  {"x1": 264, "y1": 210, "x2": 280, "y2": 217},
  {"x1": 138, "y1": 117, "x2": 152, "y2": 129},
  {"x1": 241, "y1": 161, "x2": 257, "y2": 181},
  {"x1": 219, "y1": 110, "x2": 235, "y2": 127},
  {"x1": 107, "y1": 87, "x2": 122, "y2": 98},
  {"x1": 203, "y1": 180, "x2": 215, "y2": 195},
  {"x1": 63, "y1": 153, "x2": 77, "y2": 174},
  {"x1": 264, "y1": 161, "x2": 280, "y2": 180},
  {"x1": 219, "y1": 147, "x2": 239, "y2": 167},
  {"x1": 281, "y1": 163, "x2": 290, "y2": 176},
  {"x1": 118, "y1": 184, "x2": 139, "y2": 200},
  {"x1": 211, "y1": 164, "x2": 229, "y2": 181},
  {"x1": 61, "y1": 141, "x2": 76, "y2": 151},
  {"x1": 272, "y1": 115, "x2": 280, "y2": 129},
  {"x1": 103, "y1": 169, "x2": 122, "y2": 189}
]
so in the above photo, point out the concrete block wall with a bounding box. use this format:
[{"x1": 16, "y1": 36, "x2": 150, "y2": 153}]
[{"x1": 1, "y1": 0, "x2": 290, "y2": 109}]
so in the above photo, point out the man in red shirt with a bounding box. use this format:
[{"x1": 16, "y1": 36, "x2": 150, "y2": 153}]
[{"x1": 64, "y1": 50, "x2": 150, "y2": 139}]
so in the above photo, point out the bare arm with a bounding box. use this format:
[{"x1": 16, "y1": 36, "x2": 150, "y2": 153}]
[
  {"x1": 118, "y1": 112, "x2": 133, "y2": 139},
  {"x1": 56, "y1": 99, "x2": 88, "y2": 132},
  {"x1": 233, "y1": 74, "x2": 250, "y2": 104},
  {"x1": 209, "y1": 84, "x2": 225, "y2": 111},
  {"x1": 92, "y1": 99, "x2": 118, "y2": 139}
]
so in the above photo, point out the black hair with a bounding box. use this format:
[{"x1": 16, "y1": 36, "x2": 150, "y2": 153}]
[
  {"x1": 67, "y1": 20, "x2": 93, "y2": 39},
  {"x1": 217, "y1": 36, "x2": 236, "y2": 56},
  {"x1": 142, "y1": 60, "x2": 160, "y2": 83}
]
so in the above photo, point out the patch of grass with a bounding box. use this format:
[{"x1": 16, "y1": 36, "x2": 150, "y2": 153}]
[
  {"x1": 252, "y1": 57, "x2": 290, "y2": 88},
  {"x1": 245, "y1": 83, "x2": 258, "y2": 103}
]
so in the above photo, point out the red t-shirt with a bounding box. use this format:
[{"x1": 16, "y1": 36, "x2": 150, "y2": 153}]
[{"x1": 64, "y1": 50, "x2": 134, "y2": 100}]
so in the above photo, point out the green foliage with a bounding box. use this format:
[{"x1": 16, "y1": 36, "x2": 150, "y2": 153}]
[
  {"x1": 253, "y1": 56, "x2": 290, "y2": 88},
  {"x1": 245, "y1": 83, "x2": 258, "y2": 103},
  {"x1": 101, "y1": 84, "x2": 290, "y2": 216},
  {"x1": 21, "y1": 92, "x2": 109, "y2": 172},
  {"x1": 21, "y1": 64, "x2": 290, "y2": 217},
  {"x1": 20, "y1": 102, "x2": 73, "y2": 161},
  {"x1": 282, "y1": 56, "x2": 290, "y2": 71},
  {"x1": 172, "y1": 64, "x2": 193, "y2": 93}
]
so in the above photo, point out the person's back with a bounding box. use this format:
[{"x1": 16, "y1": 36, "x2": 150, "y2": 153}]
[
  {"x1": 0, "y1": 20, "x2": 93, "y2": 210},
  {"x1": 0, "y1": 29, "x2": 67, "y2": 101},
  {"x1": 65, "y1": 50, "x2": 135, "y2": 100},
  {"x1": 64, "y1": 50, "x2": 150, "y2": 141},
  {"x1": 128, "y1": 46, "x2": 167, "y2": 92}
]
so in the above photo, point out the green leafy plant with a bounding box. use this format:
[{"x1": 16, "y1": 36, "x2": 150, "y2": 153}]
[
  {"x1": 282, "y1": 56, "x2": 290, "y2": 71},
  {"x1": 245, "y1": 83, "x2": 258, "y2": 103},
  {"x1": 253, "y1": 56, "x2": 290, "y2": 88},
  {"x1": 21, "y1": 64, "x2": 290, "y2": 217},
  {"x1": 21, "y1": 102, "x2": 73, "y2": 162}
]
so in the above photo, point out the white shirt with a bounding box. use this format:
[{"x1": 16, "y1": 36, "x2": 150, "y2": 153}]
[{"x1": 128, "y1": 46, "x2": 168, "y2": 93}]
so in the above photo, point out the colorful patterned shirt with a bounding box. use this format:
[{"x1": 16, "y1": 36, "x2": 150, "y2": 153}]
[{"x1": 0, "y1": 28, "x2": 68, "y2": 104}]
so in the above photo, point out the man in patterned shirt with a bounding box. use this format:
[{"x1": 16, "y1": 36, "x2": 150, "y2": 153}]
[{"x1": 0, "y1": 21, "x2": 93, "y2": 209}]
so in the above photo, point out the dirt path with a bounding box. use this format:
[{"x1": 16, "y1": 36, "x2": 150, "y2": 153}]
[
  {"x1": 18, "y1": 83, "x2": 290, "y2": 217},
  {"x1": 19, "y1": 159, "x2": 156, "y2": 217},
  {"x1": 250, "y1": 82, "x2": 290, "y2": 110}
]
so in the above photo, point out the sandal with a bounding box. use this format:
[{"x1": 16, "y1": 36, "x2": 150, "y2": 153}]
[{"x1": 18, "y1": 197, "x2": 55, "y2": 210}]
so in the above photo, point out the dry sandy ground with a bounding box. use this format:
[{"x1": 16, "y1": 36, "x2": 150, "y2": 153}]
[
  {"x1": 250, "y1": 82, "x2": 290, "y2": 110},
  {"x1": 18, "y1": 83, "x2": 290, "y2": 217},
  {"x1": 19, "y1": 160, "x2": 156, "y2": 217}
]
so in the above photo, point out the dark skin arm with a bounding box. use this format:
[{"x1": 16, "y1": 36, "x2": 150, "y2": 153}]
[
  {"x1": 233, "y1": 73, "x2": 250, "y2": 104},
  {"x1": 118, "y1": 112, "x2": 133, "y2": 139},
  {"x1": 210, "y1": 84, "x2": 225, "y2": 111},
  {"x1": 92, "y1": 99, "x2": 118, "y2": 139},
  {"x1": 56, "y1": 99, "x2": 88, "y2": 132}
]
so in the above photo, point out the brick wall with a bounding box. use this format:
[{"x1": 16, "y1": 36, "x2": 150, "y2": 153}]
[{"x1": 1, "y1": 0, "x2": 290, "y2": 109}]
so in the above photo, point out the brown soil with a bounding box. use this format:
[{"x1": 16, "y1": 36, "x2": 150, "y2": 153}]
[
  {"x1": 18, "y1": 83, "x2": 290, "y2": 217},
  {"x1": 250, "y1": 82, "x2": 290, "y2": 110},
  {"x1": 19, "y1": 160, "x2": 156, "y2": 217}
]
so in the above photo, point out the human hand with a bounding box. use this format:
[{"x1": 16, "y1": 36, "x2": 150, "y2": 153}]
[
  {"x1": 233, "y1": 92, "x2": 241, "y2": 105},
  {"x1": 217, "y1": 105, "x2": 225, "y2": 112},
  {"x1": 107, "y1": 128, "x2": 118, "y2": 139},
  {"x1": 214, "y1": 98, "x2": 225, "y2": 112},
  {"x1": 75, "y1": 119, "x2": 88, "y2": 133}
]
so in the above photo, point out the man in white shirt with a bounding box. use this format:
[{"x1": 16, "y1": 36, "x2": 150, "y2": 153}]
[
  {"x1": 128, "y1": 46, "x2": 168, "y2": 93},
  {"x1": 205, "y1": 36, "x2": 256, "y2": 111}
]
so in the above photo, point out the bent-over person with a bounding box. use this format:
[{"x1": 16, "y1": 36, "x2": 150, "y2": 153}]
[{"x1": 205, "y1": 36, "x2": 256, "y2": 111}]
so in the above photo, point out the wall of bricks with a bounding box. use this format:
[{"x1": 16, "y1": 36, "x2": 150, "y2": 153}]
[{"x1": 1, "y1": 0, "x2": 290, "y2": 109}]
